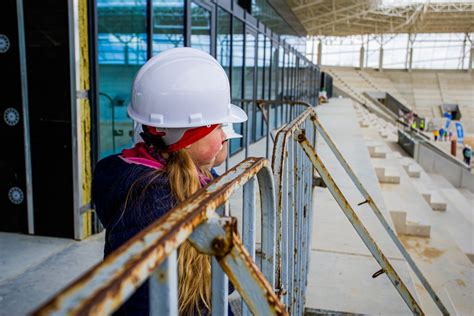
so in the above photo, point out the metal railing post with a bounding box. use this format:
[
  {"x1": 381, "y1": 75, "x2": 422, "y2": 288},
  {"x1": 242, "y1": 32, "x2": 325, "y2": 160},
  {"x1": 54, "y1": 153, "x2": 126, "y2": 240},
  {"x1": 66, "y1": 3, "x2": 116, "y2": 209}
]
[
  {"x1": 150, "y1": 250, "x2": 178, "y2": 316},
  {"x1": 242, "y1": 177, "x2": 257, "y2": 316}
]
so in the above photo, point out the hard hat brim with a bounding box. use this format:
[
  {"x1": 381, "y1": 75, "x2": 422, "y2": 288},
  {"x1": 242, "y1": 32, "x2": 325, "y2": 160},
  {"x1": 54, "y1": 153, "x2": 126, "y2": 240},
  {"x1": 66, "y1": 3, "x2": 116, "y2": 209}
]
[
  {"x1": 227, "y1": 103, "x2": 248, "y2": 124},
  {"x1": 225, "y1": 132, "x2": 243, "y2": 140},
  {"x1": 128, "y1": 103, "x2": 248, "y2": 128}
]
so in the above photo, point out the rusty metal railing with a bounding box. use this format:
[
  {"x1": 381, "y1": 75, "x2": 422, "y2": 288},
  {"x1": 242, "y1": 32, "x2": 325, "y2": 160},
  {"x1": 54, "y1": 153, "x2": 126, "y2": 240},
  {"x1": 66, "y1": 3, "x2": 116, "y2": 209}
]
[
  {"x1": 271, "y1": 107, "x2": 316, "y2": 315},
  {"x1": 254, "y1": 99, "x2": 449, "y2": 315},
  {"x1": 33, "y1": 157, "x2": 287, "y2": 316}
]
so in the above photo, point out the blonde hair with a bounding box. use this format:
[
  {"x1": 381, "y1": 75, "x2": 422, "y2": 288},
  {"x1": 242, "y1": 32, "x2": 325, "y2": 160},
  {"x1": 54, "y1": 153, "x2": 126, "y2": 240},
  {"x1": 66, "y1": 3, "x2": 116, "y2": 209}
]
[
  {"x1": 167, "y1": 150, "x2": 212, "y2": 315},
  {"x1": 122, "y1": 147, "x2": 212, "y2": 315}
]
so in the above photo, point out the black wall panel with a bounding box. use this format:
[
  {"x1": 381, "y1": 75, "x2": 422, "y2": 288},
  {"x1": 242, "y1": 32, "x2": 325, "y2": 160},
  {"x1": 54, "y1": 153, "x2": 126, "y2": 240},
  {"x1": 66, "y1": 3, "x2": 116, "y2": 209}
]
[
  {"x1": 24, "y1": 0, "x2": 74, "y2": 237},
  {"x1": 0, "y1": 0, "x2": 29, "y2": 233}
]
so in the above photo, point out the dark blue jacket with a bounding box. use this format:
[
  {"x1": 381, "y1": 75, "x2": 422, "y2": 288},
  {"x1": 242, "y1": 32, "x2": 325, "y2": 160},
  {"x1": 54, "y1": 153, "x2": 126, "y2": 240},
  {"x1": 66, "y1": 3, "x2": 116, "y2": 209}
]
[
  {"x1": 93, "y1": 154, "x2": 176, "y2": 315},
  {"x1": 92, "y1": 154, "x2": 224, "y2": 315}
]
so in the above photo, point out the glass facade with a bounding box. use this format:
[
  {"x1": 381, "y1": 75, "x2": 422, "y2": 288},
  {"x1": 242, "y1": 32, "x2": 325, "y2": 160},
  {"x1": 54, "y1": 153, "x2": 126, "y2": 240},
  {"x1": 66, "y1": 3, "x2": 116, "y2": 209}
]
[
  {"x1": 153, "y1": 0, "x2": 185, "y2": 55},
  {"x1": 97, "y1": 0, "x2": 147, "y2": 159},
  {"x1": 190, "y1": 2, "x2": 212, "y2": 53},
  {"x1": 96, "y1": 0, "x2": 320, "y2": 159}
]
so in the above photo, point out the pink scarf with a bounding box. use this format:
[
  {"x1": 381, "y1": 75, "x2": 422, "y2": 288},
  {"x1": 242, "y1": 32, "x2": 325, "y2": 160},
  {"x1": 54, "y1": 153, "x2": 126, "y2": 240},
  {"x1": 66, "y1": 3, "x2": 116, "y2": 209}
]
[{"x1": 120, "y1": 142, "x2": 210, "y2": 186}]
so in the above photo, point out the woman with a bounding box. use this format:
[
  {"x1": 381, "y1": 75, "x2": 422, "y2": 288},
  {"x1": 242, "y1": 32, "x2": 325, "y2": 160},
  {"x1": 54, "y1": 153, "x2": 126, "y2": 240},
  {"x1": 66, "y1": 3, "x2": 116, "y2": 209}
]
[{"x1": 92, "y1": 47, "x2": 247, "y2": 315}]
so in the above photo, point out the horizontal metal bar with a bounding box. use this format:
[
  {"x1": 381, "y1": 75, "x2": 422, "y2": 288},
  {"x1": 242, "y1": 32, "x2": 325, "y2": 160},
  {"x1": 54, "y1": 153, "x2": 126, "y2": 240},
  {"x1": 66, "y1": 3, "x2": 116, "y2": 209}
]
[
  {"x1": 296, "y1": 132, "x2": 424, "y2": 316},
  {"x1": 33, "y1": 157, "x2": 270, "y2": 316},
  {"x1": 310, "y1": 115, "x2": 449, "y2": 316}
]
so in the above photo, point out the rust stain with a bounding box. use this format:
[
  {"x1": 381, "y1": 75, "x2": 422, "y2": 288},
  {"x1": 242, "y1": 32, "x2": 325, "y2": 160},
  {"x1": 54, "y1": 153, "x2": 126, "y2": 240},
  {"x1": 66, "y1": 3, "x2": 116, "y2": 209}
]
[
  {"x1": 455, "y1": 279, "x2": 466, "y2": 287},
  {"x1": 422, "y1": 247, "x2": 444, "y2": 259}
]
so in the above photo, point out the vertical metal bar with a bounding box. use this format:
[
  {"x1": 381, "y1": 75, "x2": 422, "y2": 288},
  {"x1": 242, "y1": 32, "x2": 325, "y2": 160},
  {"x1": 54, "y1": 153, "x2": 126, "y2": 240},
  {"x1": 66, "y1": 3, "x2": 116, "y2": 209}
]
[
  {"x1": 150, "y1": 250, "x2": 178, "y2": 315},
  {"x1": 16, "y1": 0, "x2": 34, "y2": 234},
  {"x1": 266, "y1": 103, "x2": 271, "y2": 159},
  {"x1": 212, "y1": 205, "x2": 228, "y2": 316},
  {"x1": 292, "y1": 135, "x2": 301, "y2": 315},
  {"x1": 242, "y1": 177, "x2": 256, "y2": 316},
  {"x1": 297, "y1": 133, "x2": 424, "y2": 316},
  {"x1": 287, "y1": 136, "x2": 295, "y2": 314},
  {"x1": 311, "y1": 116, "x2": 449, "y2": 316},
  {"x1": 257, "y1": 166, "x2": 276, "y2": 288},
  {"x1": 212, "y1": 258, "x2": 228, "y2": 316},
  {"x1": 245, "y1": 102, "x2": 250, "y2": 159},
  {"x1": 146, "y1": 0, "x2": 153, "y2": 59},
  {"x1": 68, "y1": 0, "x2": 82, "y2": 240},
  {"x1": 304, "y1": 123, "x2": 315, "y2": 304},
  {"x1": 281, "y1": 141, "x2": 289, "y2": 306},
  {"x1": 297, "y1": 135, "x2": 305, "y2": 315}
]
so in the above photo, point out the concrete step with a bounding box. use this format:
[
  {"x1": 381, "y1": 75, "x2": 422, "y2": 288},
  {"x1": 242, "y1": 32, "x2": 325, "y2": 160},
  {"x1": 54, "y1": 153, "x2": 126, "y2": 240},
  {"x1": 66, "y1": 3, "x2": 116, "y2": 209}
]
[
  {"x1": 421, "y1": 191, "x2": 447, "y2": 212},
  {"x1": 412, "y1": 179, "x2": 447, "y2": 212},
  {"x1": 402, "y1": 164, "x2": 421, "y2": 178},
  {"x1": 368, "y1": 145, "x2": 387, "y2": 158},
  {"x1": 390, "y1": 211, "x2": 431, "y2": 238},
  {"x1": 380, "y1": 129, "x2": 395, "y2": 139},
  {"x1": 359, "y1": 120, "x2": 370, "y2": 128},
  {"x1": 375, "y1": 166, "x2": 400, "y2": 184}
]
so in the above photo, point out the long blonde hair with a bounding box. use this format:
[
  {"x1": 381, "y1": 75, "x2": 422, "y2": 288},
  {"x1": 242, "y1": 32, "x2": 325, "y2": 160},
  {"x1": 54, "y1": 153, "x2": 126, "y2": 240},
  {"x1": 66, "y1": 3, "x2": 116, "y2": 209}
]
[
  {"x1": 122, "y1": 147, "x2": 212, "y2": 315},
  {"x1": 166, "y1": 150, "x2": 212, "y2": 315}
]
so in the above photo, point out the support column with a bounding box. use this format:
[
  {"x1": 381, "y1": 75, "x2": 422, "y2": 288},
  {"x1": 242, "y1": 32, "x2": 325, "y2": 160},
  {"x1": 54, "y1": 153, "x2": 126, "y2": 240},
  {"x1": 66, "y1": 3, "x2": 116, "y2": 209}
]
[
  {"x1": 379, "y1": 46, "x2": 384, "y2": 72},
  {"x1": 359, "y1": 45, "x2": 365, "y2": 69},
  {"x1": 469, "y1": 46, "x2": 473, "y2": 73},
  {"x1": 408, "y1": 47, "x2": 413, "y2": 72},
  {"x1": 317, "y1": 40, "x2": 322, "y2": 66}
]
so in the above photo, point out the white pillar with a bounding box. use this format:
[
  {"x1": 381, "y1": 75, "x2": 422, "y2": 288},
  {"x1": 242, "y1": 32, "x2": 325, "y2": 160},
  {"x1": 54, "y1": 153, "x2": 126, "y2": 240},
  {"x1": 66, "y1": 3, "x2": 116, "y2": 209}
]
[
  {"x1": 317, "y1": 40, "x2": 322, "y2": 66},
  {"x1": 379, "y1": 47, "x2": 384, "y2": 72},
  {"x1": 360, "y1": 45, "x2": 365, "y2": 69},
  {"x1": 469, "y1": 46, "x2": 473, "y2": 73},
  {"x1": 408, "y1": 47, "x2": 413, "y2": 72}
]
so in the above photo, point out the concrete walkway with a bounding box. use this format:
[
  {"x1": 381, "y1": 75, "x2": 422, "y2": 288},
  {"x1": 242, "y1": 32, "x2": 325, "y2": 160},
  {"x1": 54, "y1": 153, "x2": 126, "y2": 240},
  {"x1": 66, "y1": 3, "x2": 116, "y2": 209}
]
[{"x1": 0, "y1": 232, "x2": 104, "y2": 316}]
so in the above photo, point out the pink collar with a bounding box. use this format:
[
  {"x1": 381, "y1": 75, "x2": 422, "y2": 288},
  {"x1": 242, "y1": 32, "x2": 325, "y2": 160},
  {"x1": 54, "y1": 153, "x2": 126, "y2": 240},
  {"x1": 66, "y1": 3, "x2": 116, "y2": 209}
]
[{"x1": 120, "y1": 142, "x2": 210, "y2": 186}]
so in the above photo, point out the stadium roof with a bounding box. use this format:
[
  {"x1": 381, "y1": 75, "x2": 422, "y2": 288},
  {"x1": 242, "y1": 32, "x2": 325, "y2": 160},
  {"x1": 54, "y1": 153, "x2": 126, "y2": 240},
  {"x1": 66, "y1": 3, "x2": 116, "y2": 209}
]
[{"x1": 287, "y1": 0, "x2": 474, "y2": 36}]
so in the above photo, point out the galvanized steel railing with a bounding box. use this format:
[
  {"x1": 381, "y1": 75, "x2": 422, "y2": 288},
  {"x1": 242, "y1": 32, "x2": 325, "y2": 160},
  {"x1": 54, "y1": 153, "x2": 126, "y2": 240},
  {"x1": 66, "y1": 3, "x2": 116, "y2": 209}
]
[{"x1": 33, "y1": 157, "x2": 287, "y2": 316}]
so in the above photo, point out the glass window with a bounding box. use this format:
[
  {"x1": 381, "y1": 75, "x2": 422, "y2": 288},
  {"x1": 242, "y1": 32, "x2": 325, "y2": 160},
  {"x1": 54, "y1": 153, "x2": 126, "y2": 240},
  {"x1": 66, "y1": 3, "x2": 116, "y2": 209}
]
[
  {"x1": 190, "y1": 2, "x2": 211, "y2": 54},
  {"x1": 276, "y1": 48, "x2": 284, "y2": 126},
  {"x1": 230, "y1": 18, "x2": 244, "y2": 154},
  {"x1": 264, "y1": 36, "x2": 272, "y2": 131},
  {"x1": 97, "y1": 0, "x2": 147, "y2": 158},
  {"x1": 270, "y1": 43, "x2": 279, "y2": 130},
  {"x1": 152, "y1": 0, "x2": 185, "y2": 55},
  {"x1": 255, "y1": 34, "x2": 265, "y2": 139},
  {"x1": 216, "y1": 8, "x2": 231, "y2": 78},
  {"x1": 245, "y1": 31, "x2": 256, "y2": 142}
]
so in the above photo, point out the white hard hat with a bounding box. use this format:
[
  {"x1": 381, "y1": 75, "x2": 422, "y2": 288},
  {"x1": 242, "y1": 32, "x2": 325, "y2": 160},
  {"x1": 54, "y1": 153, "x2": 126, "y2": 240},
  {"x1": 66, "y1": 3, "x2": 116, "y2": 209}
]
[
  {"x1": 222, "y1": 123, "x2": 242, "y2": 140},
  {"x1": 128, "y1": 47, "x2": 247, "y2": 128}
]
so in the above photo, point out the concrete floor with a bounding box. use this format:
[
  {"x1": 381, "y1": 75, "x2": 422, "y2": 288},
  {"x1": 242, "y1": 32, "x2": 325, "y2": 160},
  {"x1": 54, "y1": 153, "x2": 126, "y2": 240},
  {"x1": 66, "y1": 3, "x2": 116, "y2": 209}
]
[{"x1": 0, "y1": 232, "x2": 104, "y2": 316}]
